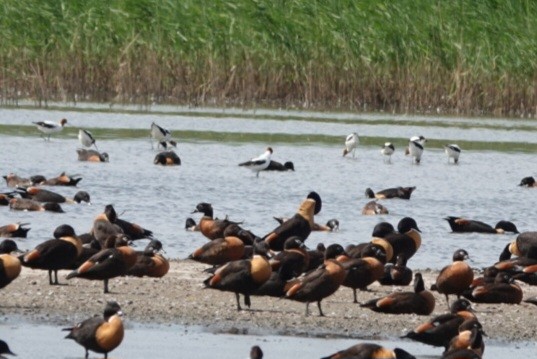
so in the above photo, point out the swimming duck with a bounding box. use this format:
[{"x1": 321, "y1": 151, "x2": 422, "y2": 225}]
[
  {"x1": 378, "y1": 254, "x2": 413, "y2": 286},
  {"x1": 519, "y1": 176, "x2": 537, "y2": 187},
  {"x1": 185, "y1": 217, "x2": 199, "y2": 231},
  {"x1": 444, "y1": 144, "x2": 461, "y2": 164},
  {"x1": 19, "y1": 224, "x2": 82, "y2": 285},
  {"x1": 150, "y1": 122, "x2": 174, "y2": 149},
  {"x1": 126, "y1": 239, "x2": 169, "y2": 278},
  {"x1": 17, "y1": 186, "x2": 90, "y2": 204},
  {"x1": 0, "y1": 192, "x2": 16, "y2": 206},
  {"x1": 264, "y1": 160, "x2": 294, "y2": 171},
  {"x1": 402, "y1": 298, "x2": 476, "y2": 349},
  {"x1": 9, "y1": 197, "x2": 64, "y2": 213},
  {"x1": 284, "y1": 244, "x2": 347, "y2": 316},
  {"x1": 445, "y1": 319, "x2": 485, "y2": 357},
  {"x1": 2, "y1": 173, "x2": 34, "y2": 188},
  {"x1": 239, "y1": 147, "x2": 273, "y2": 177},
  {"x1": 0, "y1": 340, "x2": 16, "y2": 357},
  {"x1": 0, "y1": 239, "x2": 22, "y2": 289},
  {"x1": 40, "y1": 172, "x2": 82, "y2": 186},
  {"x1": 462, "y1": 272, "x2": 522, "y2": 304},
  {"x1": 362, "y1": 200, "x2": 389, "y2": 215},
  {"x1": 203, "y1": 241, "x2": 271, "y2": 310},
  {"x1": 441, "y1": 349, "x2": 482, "y2": 359},
  {"x1": 63, "y1": 300, "x2": 124, "y2": 359},
  {"x1": 67, "y1": 234, "x2": 137, "y2": 293},
  {"x1": 342, "y1": 132, "x2": 359, "y2": 157},
  {"x1": 321, "y1": 343, "x2": 416, "y2": 359},
  {"x1": 384, "y1": 217, "x2": 422, "y2": 263},
  {"x1": 0, "y1": 222, "x2": 31, "y2": 238},
  {"x1": 77, "y1": 149, "x2": 109, "y2": 162},
  {"x1": 188, "y1": 236, "x2": 245, "y2": 266},
  {"x1": 78, "y1": 129, "x2": 99, "y2": 150},
  {"x1": 33, "y1": 118, "x2": 67, "y2": 141},
  {"x1": 250, "y1": 345, "x2": 263, "y2": 359},
  {"x1": 444, "y1": 216, "x2": 519, "y2": 234},
  {"x1": 365, "y1": 186, "x2": 416, "y2": 200},
  {"x1": 360, "y1": 272, "x2": 435, "y2": 315},
  {"x1": 192, "y1": 202, "x2": 242, "y2": 240},
  {"x1": 381, "y1": 142, "x2": 395, "y2": 163},
  {"x1": 435, "y1": 249, "x2": 474, "y2": 306},
  {"x1": 154, "y1": 150, "x2": 181, "y2": 165}
]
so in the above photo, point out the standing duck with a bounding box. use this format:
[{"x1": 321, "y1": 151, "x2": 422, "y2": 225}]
[
  {"x1": 435, "y1": 249, "x2": 474, "y2": 306},
  {"x1": 444, "y1": 144, "x2": 462, "y2": 164},
  {"x1": 379, "y1": 254, "x2": 413, "y2": 286},
  {"x1": 0, "y1": 239, "x2": 22, "y2": 289},
  {"x1": 321, "y1": 343, "x2": 416, "y2": 359},
  {"x1": 337, "y1": 251, "x2": 385, "y2": 303},
  {"x1": 360, "y1": 272, "x2": 435, "y2": 315},
  {"x1": 502, "y1": 231, "x2": 537, "y2": 260},
  {"x1": 33, "y1": 118, "x2": 67, "y2": 141},
  {"x1": 384, "y1": 217, "x2": 422, "y2": 263},
  {"x1": 192, "y1": 202, "x2": 241, "y2": 241},
  {"x1": 203, "y1": 241, "x2": 271, "y2": 311},
  {"x1": 63, "y1": 301, "x2": 124, "y2": 359},
  {"x1": 444, "y1": 217, "x2": 519, "y2": 234},
  {"x1": 0, "y1": 223, "x2": 31, "y2": 238},
  {"x1": 126, "y1": 240, "x2": 169, "y2": 278},
  {"x1": 264, "y1": 160, "x2": 294, "y2": 171},
  {"x1": 402, "y1": 298, "x2": 476, "y2": 349},
  {"x1": 239, "y1": 147, "x2": 273, "y2": 177},
  {"x1": 188, "y1": 236, "x2": 245, "y2": 266},
  {"x1": 406, "y1": 135, "x2": 426, "y2": 164},
  {"x1": 381, "y1": 142, "x2": 395, "y2": 163},
  {"x1": 269, "y1": 236, "x2": 309, "y2": 276},
  {"x1": 78, "y1": 129, "x2": 99, "y2": 150},
  {"x1": 19, "y1": 224, "x2": 82, "y2": 285},
  {"x1": 66, "y1": 235, "x2": 136, "y2": 293},
  {"x1": 342, "y1": 132, "x2": 359, "y2": 158},
  {"x1": 284, "y1": 244, "x2": 347, "y2": 316},
  {"x1": 263, "y1": 192, "x2": 320, "y2": 251}
]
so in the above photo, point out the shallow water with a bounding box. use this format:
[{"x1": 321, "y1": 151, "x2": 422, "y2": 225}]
[
  {"x1": 1, "y1": 319, "x2": 535, "y2": 358},
  {"x1": 1, "y1": 105, "x2": 536, "y2": 358},
  {"x1": 1, "y1": 105, "x2": 536, "y2": 270}
]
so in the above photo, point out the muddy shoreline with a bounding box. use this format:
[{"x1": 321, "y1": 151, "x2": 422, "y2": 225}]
[{"x1": 2, "y1": 260, "x2": 536, "y2": 343}]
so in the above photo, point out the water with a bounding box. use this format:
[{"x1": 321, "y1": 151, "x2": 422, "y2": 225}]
[
  {"x1": 1, "y1": 320, "x2": 535, "y2": 358},
  {"x1": 1, "y1": 105, "x2": 536, "y2": 358}
]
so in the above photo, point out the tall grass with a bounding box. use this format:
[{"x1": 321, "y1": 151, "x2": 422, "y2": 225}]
[{"x1": 0, "y1": 0, "x2": 536, "y2": 116}]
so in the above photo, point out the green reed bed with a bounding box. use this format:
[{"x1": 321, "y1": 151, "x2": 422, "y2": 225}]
[{"x1": 0, "y1": 0, "x2": 536, "y2": 116}]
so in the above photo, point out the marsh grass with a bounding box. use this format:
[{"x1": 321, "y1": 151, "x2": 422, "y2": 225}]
[{"x1": 0, "y1": 1, "x2": 536, "y2": 116}]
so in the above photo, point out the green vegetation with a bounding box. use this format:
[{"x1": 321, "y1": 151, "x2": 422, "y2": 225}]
[{"x1": 1, "y1": 1, "x2": 536, "y2": 116}]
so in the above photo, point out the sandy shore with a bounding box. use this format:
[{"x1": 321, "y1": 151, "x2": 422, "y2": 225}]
[{"x1": 2, "y1": 260, "x2": 536, "y2": 343}]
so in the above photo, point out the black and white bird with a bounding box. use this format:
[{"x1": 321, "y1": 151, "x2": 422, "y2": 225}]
[
  {"x1": 444, "y1": 144, "x2": 461, "y2": 164},
  {"x1": 78, "y1": 129, "x2": 99, "y2": 150},
  {"x1": 33, "y1": 118, "x2": 67, "y2": 141},
  {"x1": 381, "y1": 142, "x2": 395, "y2": 163},
  {"x1": 343, "y1": 132, "x2": 359, "y2": 157},
  {"x1": 150, "y1": 122, "x2": 175, "y2": 149},
  {"x1": 406, "y1": 135, "x2": 426, "y2": 164},
  {"x1": 239, "y1": 147, "x2": 273, "y2": 177}
]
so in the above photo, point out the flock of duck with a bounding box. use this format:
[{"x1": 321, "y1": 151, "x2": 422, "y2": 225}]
[{"x1": 1, "y1": 121, "x2": 537, "y2": 359}]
